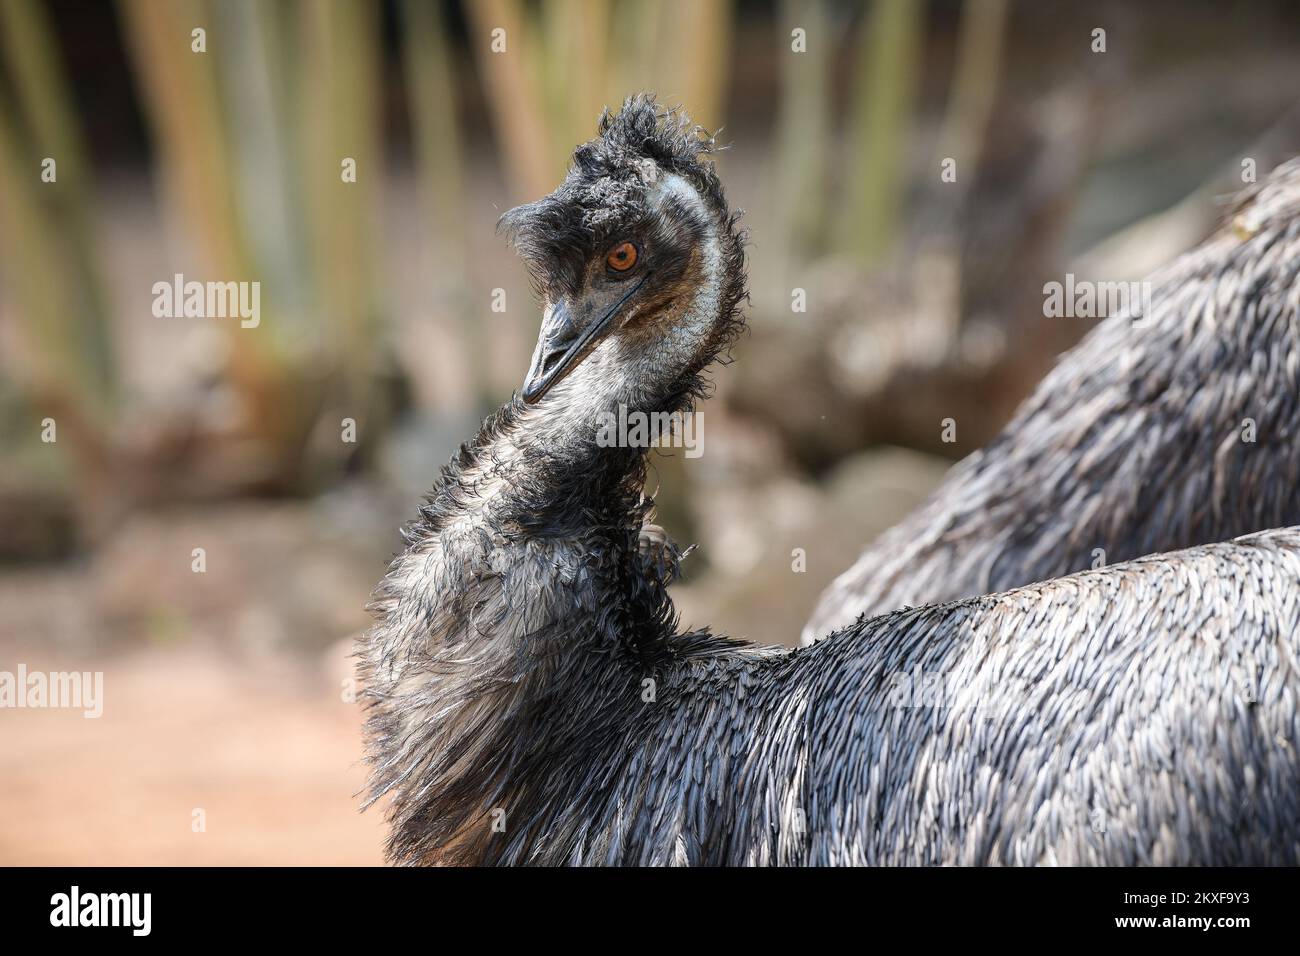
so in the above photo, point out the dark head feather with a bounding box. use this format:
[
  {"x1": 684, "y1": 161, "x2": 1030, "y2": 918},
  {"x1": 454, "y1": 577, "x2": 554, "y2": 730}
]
[{"x1": 500, "y1": 93, "x2": 738, "y2": 301}]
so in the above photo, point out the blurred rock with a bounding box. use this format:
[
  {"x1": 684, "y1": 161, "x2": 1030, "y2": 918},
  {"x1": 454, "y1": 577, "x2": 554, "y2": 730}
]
[
  {"x1": 673, "y1": 445, "x2": 950, "y2": 647},
  {"x1": 87, "y1": 497, "x2": 391, "y2": 654}
]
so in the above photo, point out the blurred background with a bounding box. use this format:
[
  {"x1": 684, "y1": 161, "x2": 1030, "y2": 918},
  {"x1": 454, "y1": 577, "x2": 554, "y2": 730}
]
[{"x1": 2, "y1": 0, "x2": 1299, "y2": 864}]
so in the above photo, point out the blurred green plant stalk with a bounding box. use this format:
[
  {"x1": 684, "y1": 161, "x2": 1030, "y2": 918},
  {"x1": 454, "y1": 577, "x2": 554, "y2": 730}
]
[
  {"x1": 0, "y1": 0, "x2": 120, "y2": 534},
  {"x1": 0, "y1": 0, "x2": 1016, "y2": 547},
  {"x1": 116, "y1": 0, "x2": 388, "y2": 491},
  {"x1": 766, "y1": 0, "x2": 1008, "y2": 283},
  {"x1": 770, "y1": 0, "x2": 832, "y2": 288},
  {"x1": 398, "y1": 0, "x2": 495, "y2": 415},
  {"x1": 466, "y1": 0, "x2": 733, "y2": 204},
  {"x1": 838, "y1": 0, "x2": 923, "y2": 263},
  {"x1": 0, "y1": 0, "x2": 117, "y2": 408}
]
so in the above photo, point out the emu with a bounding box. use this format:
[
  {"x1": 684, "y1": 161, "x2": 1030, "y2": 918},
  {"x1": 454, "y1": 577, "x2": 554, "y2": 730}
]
[
  {"x1": 804, "y1": 159, "x2": 1300, "y2": 642},
  {"x1": 359, "y1": 96, "x2": 1300, "y2": 866}
]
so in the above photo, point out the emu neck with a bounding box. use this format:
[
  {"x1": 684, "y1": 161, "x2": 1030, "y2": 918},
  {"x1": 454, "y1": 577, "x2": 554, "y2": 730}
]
[{"x1": 361, "y1": 374, "x2": 689, "y2": 863}]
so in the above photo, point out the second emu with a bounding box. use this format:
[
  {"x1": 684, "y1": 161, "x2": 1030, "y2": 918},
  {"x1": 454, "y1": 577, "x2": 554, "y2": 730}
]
[
  {"x1": 805, "y1": 159, "x2": 1300, "y2": 641},
  {"x1": 359, "y1": 96, "x2": 1300, "y2": 866}
]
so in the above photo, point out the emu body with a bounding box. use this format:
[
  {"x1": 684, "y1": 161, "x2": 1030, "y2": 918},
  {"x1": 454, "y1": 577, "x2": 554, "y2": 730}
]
[
  {"x1": 804, "y1": 160, "x2": 1300, "y2": 643},
  {"x1": 359, "y1": 97, "x2": 1300, "y2": 866}
]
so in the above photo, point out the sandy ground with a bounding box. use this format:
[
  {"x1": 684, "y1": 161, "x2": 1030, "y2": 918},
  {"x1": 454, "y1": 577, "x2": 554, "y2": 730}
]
[{"x1": 0, "y1": 643, "x2": 384, "y2": 865}]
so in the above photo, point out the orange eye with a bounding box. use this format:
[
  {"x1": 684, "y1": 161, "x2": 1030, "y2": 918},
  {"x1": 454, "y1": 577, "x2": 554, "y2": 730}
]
[{"x1": 606, "y1": 241, "x2": 638, "y2": 272}]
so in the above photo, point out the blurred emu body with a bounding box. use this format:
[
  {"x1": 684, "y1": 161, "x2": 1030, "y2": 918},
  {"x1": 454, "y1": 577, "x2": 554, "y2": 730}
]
[
  {"x1": 805, "y1": 160, "x2": 1300, "y2": 642},
  {"x1": 358, "y1": 98, "x2": 1300, "y2": 866}
]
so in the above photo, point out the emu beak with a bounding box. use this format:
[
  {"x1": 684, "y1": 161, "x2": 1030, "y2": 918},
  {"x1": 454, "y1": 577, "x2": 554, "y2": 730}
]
[{"x1": 521, "y1": 273, "x2": 650, "y2": 404}]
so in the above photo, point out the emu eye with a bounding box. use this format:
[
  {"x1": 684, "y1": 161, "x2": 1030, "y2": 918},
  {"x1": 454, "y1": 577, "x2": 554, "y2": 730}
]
[{"x1": 606, "y1": 241, "x2": 638, "y2": 272}]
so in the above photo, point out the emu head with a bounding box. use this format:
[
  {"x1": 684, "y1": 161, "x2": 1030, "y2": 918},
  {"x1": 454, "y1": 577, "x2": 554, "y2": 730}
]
[{"x1": 502, "y1": 94, "x2": 747, "y2": 408}]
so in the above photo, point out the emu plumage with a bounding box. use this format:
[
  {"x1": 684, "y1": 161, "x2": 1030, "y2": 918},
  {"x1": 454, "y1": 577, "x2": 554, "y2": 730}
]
[
  {"x1": 359, "y1": 96, "x2": 1300, "y2": 866},
  {"x1": 804, "y1": 159, "x2": 1300, "y2": 642}
]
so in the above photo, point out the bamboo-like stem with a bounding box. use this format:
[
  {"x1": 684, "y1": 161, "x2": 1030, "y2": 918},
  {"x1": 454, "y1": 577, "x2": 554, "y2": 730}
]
[
  {"x1": 535, "y1": 0, "x2": 612, "y2": 153},
  {"x1": 0, "y1": 103, "x2": 85, "y2": 400},
  {"x1": 400, "y1": 0, "x2": 468, "y2": 273},
  {"x1": 400, "y1": 0, "x2": 489, "y2": 415},
  {"x1": 554, "y1": 0, "x2": 611, "y2": 148},
  {"x1": 298, "y1": 0, "x2": 384, "y2": 406},
  {"x1": 610, "y1": 0, "x2": 665, "y2": 103},
  {"x1": 115, "y1": 0, "x2": 274, "y2": 399},
  {"x1": 772, "y1": 0, "x2": 832, "y2": 285},
  {"x1": 0, "y1": 0, "x2": 117, "y2": 406},
  {"x1": 0, "y1": 97, "x2": 113, "y2": 508},
  {"x1": 934, "y1": 0, "x2": 1008, "y2": 207},
  {"x1": 213, "y1": 0, "x2": 311, "y2": 340},
  {"x1": 926, "y1": 0, "x2": 1009, "y2": 332},
  {"x1": 466, "y1": 0, "x2": 555, "y2": 202},
  {"x1": 539, "y1": 0, "x2": 574, "y2": 153},
  {"x1": 838, "y1": 0, "x2": 923, "y2": 263},
  {"x1": 666, "y1": 0, "x2": 731, "y2": 133},
  {"x1": 116, "y1": 0, "x2": 248, "y2": 281}
]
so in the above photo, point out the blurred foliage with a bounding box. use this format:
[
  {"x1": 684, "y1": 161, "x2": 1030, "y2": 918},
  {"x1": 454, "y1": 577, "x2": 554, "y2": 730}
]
[
  {"x1": 838, "y1": 0, "x2": 922, "y2": 262},
  {"x1": 116, "y1": 0, "x2": 390, "y2": 494},
  {"x1": 1, "y1": 0, "x2": 1298, "y2": 561}
]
